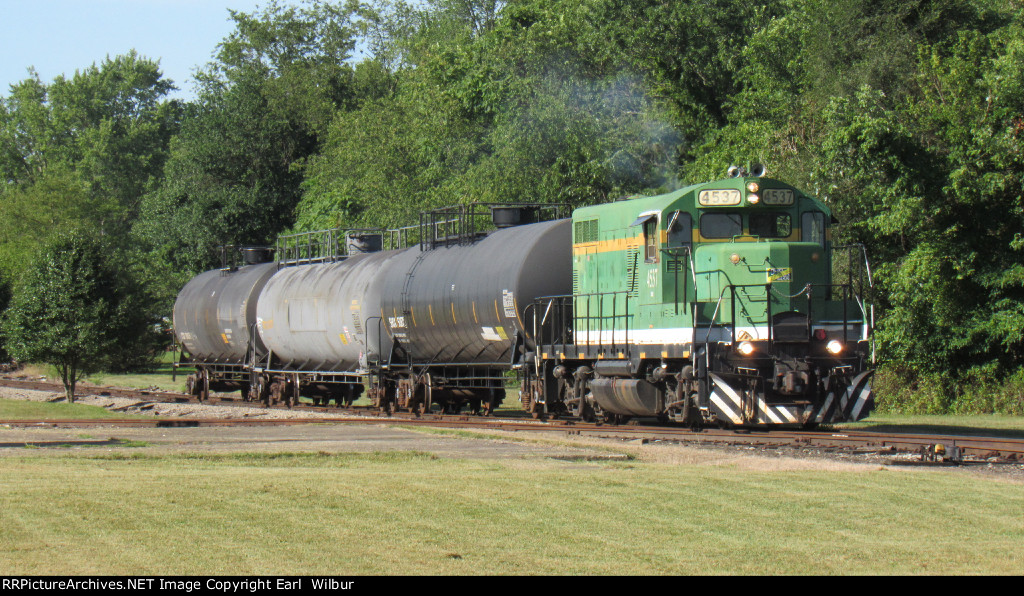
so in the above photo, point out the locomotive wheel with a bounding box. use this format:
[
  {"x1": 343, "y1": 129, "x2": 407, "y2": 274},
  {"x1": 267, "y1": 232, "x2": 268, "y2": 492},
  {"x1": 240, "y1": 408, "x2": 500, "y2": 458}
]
[{"x1": 579, "y1": 396, "x2": 597, "y2": 423}]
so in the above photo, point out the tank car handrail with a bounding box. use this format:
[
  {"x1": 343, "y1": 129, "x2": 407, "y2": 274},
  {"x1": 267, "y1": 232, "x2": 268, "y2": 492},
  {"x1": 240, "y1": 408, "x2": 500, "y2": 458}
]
[
  {"x1": 273, "y1": 226, "x2": 416, "y2": 267},
  {"x1": 419, "y1": 202, "x2": 571, "y2": 251}
]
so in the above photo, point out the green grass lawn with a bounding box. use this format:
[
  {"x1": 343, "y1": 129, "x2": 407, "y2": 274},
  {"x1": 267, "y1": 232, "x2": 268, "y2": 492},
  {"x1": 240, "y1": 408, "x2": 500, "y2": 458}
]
[
  {"x1": 0, "y1": 450, "x2": 1021, "y2": 575},
  {"x1": 84, "y1": 351, "x2": 191, "y2": 394}
]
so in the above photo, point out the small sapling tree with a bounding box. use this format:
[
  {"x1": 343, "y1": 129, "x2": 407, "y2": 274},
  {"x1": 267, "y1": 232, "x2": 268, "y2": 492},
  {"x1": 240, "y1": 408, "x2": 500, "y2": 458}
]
[{"x1": 1, "y1": 230, "x2": 150, "y2": 402}]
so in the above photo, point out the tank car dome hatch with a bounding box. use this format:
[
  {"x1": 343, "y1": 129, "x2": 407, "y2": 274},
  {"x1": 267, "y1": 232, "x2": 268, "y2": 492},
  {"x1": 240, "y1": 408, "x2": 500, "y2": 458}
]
[
  {"x1": 491, "y1": 206, "x2": 539, "y2": 228},
  {"x1": 241, "y1": 246, "x2": 275, "y2": 265},
  {"x1": 346, "y1": 233, "x2": 384, "y2": 254}
]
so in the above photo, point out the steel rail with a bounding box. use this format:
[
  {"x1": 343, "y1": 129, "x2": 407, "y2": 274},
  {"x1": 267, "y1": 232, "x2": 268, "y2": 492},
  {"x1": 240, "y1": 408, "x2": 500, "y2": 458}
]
[{"x1": 3, "y1": 377, "x2": 1022, "y2": 461}]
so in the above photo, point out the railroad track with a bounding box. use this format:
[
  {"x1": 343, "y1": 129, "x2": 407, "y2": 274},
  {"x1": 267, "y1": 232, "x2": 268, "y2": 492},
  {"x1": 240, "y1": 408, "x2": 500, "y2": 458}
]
[{"x1": 3, "y1": 376, "x2": 1022, "y2": 464}]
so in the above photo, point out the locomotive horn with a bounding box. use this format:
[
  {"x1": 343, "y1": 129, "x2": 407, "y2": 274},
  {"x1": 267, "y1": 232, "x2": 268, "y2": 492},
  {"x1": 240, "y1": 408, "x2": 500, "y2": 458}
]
[
  {"x1": 750, "y1": 163, "x2": 767, "y2": 177},
  {"x1": 727, "y1": 165, "x2": 744, "y2": 178}
]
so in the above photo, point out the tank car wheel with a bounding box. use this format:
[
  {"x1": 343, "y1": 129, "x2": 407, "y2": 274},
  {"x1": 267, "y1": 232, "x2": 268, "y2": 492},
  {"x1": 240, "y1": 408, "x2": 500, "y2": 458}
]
[
  {"x1": 604, "y1": 413, "x2": 630, "y2": 425},
  {"x1": 578, "y1": 395, "x2": 598, "y2": 423}
]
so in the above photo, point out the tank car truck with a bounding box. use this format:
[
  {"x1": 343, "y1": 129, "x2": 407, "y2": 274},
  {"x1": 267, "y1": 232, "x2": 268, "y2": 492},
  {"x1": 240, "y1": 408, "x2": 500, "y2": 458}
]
[{"x1": 522, "y1": 166, "x2": 875, "y2": 427}]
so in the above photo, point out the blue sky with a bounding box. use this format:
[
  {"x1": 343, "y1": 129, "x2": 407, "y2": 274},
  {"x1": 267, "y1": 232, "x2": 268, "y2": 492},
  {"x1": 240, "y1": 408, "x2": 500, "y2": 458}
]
[{"x1": 1, "y1": 0, "x2": 268, "y2": 100}]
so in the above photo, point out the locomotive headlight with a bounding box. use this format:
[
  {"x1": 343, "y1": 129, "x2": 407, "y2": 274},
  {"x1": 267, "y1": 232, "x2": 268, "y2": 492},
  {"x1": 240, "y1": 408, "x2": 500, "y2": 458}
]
[
  {"x1": 737, "y1": 341, "x2": 755, "y2": 356},
  {"x1": 746, "y1": 182, "x2": 760, "y2": 193},
  {"x1": 747, "y1": 193, "x2": 760, "y2": 204},
  {"x1": 826, "y1": 340, "x2": 844, "y2": 355},
  {"x1": 730, "y1": 253, "x2": 741, "y2": 264}
]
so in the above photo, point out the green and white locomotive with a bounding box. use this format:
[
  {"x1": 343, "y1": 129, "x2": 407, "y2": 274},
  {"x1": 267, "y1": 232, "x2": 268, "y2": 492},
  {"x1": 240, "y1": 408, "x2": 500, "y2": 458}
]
[{"x1": 522, "y1": 166, "x2": 875, "y2": 427}]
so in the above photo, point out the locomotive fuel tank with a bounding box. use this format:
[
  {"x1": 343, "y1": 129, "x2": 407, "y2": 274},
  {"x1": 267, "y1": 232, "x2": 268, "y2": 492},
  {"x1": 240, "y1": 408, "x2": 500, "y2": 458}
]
[
  {"x1": 254, "y1": 250, "x2": 402, "y2": 371},
  {"x1": 377, "y1": 219, "x2": 571, "y2": 364},
  {"x1": 173, "y1": 262, "x2": 278, "y2": 363}
]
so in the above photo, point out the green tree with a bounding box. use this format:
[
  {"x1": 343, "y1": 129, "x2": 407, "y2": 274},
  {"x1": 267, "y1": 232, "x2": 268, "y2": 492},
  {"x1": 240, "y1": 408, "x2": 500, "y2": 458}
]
[
  {"x1": 1, "y1": 230, "x2": 158, "y2": 401},
  {"x1": 0, "y1": 53, "x2": 179, "y2": 275},
  {"x1": 296, "y1": 0, "x2": 681, "y2": 231},
  {"x1": 136, "y1": 0, "x2": 364, "y2": 271}
]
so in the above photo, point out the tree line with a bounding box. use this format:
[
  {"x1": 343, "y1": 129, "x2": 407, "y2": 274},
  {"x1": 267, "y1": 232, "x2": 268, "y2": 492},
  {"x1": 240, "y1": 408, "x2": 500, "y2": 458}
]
[{"x1": 0, "y1": 0, "x2": 1021, "y2": 412}]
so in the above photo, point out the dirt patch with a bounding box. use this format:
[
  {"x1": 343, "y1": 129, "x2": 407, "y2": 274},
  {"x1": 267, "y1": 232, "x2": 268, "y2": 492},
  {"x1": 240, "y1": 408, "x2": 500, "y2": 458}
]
[{"x1": 0, "y1": 385, "x2": 357, "y2": 420}]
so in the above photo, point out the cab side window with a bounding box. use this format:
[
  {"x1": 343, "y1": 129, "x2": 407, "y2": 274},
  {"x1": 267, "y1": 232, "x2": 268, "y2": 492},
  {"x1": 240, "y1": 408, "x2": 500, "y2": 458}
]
[
  {"x1": 643, "y1": 219, "x2": 658, "y2": 262},
  {"x1": 802, "y1": 212, "x2": 825, "y2": 246},
  {"x1": 667, "y1": 211, "x2": 692, "y2": 248}
]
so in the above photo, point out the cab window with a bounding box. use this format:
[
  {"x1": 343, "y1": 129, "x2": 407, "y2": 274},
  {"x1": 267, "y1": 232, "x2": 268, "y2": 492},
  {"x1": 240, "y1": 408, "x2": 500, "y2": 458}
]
[
  {"x1": 749, "y1": 212, "x2": 792, "y2": 238},
  {"x1": 700, "y1": 213, "x2": 742, "y2": 239},
  {"x1": 643, "y1": 219, "x2": 658, "y2": 262},
  {"x1": 802, "y1": 212, "x2": 826, "y2": 246},
  {"x1": 667, "y1": 211, "x2": 692, "y2": 248}
]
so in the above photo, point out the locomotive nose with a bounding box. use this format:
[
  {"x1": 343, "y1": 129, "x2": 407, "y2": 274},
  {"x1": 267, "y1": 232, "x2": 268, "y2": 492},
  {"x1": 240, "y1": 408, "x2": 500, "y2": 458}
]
[{"x1": 695, "y1": 241, "x2": 827, "y2": 298}]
